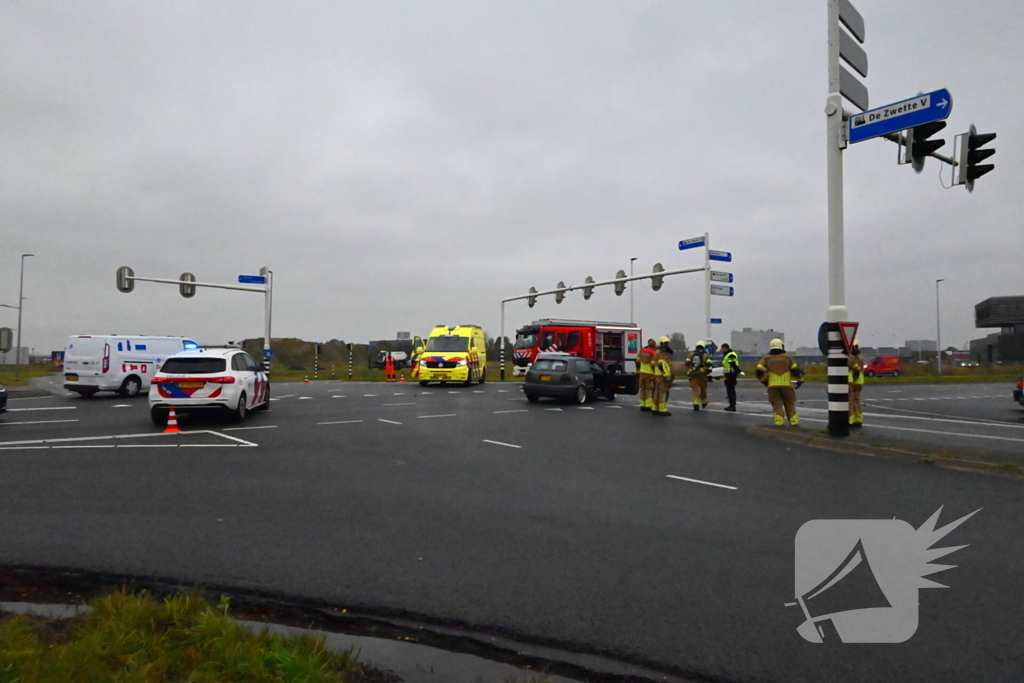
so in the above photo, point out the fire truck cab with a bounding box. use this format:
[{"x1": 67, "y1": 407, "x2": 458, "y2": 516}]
[{"x1": 512, "y1": 319, "x2": 642, "y2": 394}]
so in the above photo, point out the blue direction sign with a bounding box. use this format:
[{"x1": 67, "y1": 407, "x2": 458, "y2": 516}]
[
  {"x1": 264, "y1": 349, "x2": 273, "y2": 360},
  {"x1": 709, "y1": 250, "x2": 732, "y2": 263},
  {"x1": 710, "y1": 318, "x2": 723, "y2": 324},
  {"x1": 678, "y1": 237, "x2": 705, "y2": 250},
  {"x1": 238, "y1": 274, "x2": 267, "y2": 284},
  {"x1": 710, "y1": 285, "x2": 734, "y2": 297},
  {"x1": 848, "y1": 88, "x2": 952, "y2": 144}
]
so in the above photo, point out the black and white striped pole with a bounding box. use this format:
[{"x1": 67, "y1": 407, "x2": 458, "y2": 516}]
[
  {"x1": 826, "y1": 323, "x2": 850, "y2": 437},
  {"x1": 347, "y1": 343, "x2": 353, "y2": 381},
  {"x1": 314, "y1": 343, "x2": 319, "y2": 380}
]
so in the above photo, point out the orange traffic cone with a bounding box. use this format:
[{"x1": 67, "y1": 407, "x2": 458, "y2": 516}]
[
  {"x1": 400, "y1": 374, "x2": 406, "y2": 383},
  {"x1": 164, "y1": 406, "x2": 182, "y2": 434},
  {"x1": 303, "y1": 376, "x2": 310, "y2": 384}
]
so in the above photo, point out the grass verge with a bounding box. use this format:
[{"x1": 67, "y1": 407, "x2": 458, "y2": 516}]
[
  {"x1": 0, "y1": 364, "x2": 55, "y2": 388},
  {"x1": 0, "y1": 590, "x2": 381, "y2": 683}
]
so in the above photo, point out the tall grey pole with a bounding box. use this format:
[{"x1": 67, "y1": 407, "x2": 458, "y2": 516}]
[
  {"x1": 936, "y1": 279, "x2": 944, "y2": 375},
  {"x1": 500, "y1": 301, "x2": 506, "y2": 381},
  {"x1": 14, "y1": 254, "x2": 33, "y2": 382},
  {"x1": 826, "y1": 0, "x2": 850, "y2": 436},
  {"x1": 629, "y1": 257, "x2": 637, "y2": 324},
  {"x1": 703, "y1": 233, "x2": 712, "y2": 343}
]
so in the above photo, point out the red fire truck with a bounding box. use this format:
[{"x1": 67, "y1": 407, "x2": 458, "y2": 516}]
[{"x1": 512, "y1": 319, "x2": 643, "y2": 393}]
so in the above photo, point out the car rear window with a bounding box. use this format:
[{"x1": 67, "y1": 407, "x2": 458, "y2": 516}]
[
  {"x1": 533, "y1": 359, "x2": 568, "y2": 372},
  {"x1": 160, "y1": 358, "x2": 226, "y2": 374}
]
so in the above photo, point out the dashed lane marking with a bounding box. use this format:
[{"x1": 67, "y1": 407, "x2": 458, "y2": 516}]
[
  {"x1": 417, "y1": 414, "x2": 456, "y2": 419},
  {"x1": 112, "y1": 404, "x2": 131, "y2": 408},
  {"x1": 275, "y1": 394, "x2": 296, "y2": 399},
  {"x1": 0, "y1": 429, "x2": 258, "y2": 450},
  {"x1": 0, "y1": 420, "x2": 79, "y2": 427},
  {"x1": 494, "y1": 409, "x2": 528, "y2": 414},
  {"x1": 8, "y1": 406, "x2": 76, "y2": 412},
  {"x1": 577, "y1": 406, "x2": 595, "y2": 410},
  {"x1": 317, "y1": 420, "x2": 364, "y2": 425},
  {"x1": 473, "y1": 390, "x2": 485, "y2": 393},
  {"x1": 383, "y1": 402, "x2": 416, "y2": 407},
  {"x1": 545, "y1": 408, "x2": 563, "y2": 412},
  {"x1": 667, "y1": 475, "x2": 738, "y2": 491},
  {"x1": 223, "y1": 425, "x2": 278, "y2": 431},
  {"x1": 606, "y1": 405, "x2": 623, "y2": 409},
  {"x1": 483, "y1": 439, "x2": 521, "y2": 449},
  {"x1": 363, "y1": 394, "x2": 378, "y2": 397},
  {"x1": 498, "y1": 390, "x2": 509, "y2": 393},
  {"x1": 299, "y1": 397, "x2": 313, "y2": 400},
  {"x1": 393, "y1": 393, "x2": 406, "y2": 396},
  {"x1": 378, "y1": 419, "x2": 402, "y2": 425},
  {"x1": 332, "y1": 395, "x2": 346, "y2": 398}
]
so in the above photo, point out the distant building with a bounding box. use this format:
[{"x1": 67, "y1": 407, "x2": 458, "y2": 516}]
[
  {"x1": 0, "y1": 347, "x2": 31, "y2": 365},
  {"x1": 905, "y1": 339, "x2": 937, "y2": 353},
  {"x1": 731, "y1": 328, "x2": 784, "y2": 356},
  {"x1": 970, "y1": 296, "x2": 1024, "y2": 363}
]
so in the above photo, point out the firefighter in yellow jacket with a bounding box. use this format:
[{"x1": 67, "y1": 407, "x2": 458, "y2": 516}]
[
  {"x1": 636, "y1": 338, "x2": 659, "y2": 412},
  {"x1": 848, "y1": 339, "x2": 864, "y2": 427},
  {"x1": 684, "y1": 341, "x2": 714, "y2": 411},
  {"x1": 756, "y1": 338, "x2": 803, "y2": 426},
  {"x1": 651, "y1": 336, "x2": 674, "y2": 417}
]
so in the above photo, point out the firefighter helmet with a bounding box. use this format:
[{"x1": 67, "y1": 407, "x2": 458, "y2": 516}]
[
  {"x1": 770, "y1": 338, "x2": 785, "y2": 350},
  {"x1": 659, "y1": 336, "x2": 671, "y2": 344}
]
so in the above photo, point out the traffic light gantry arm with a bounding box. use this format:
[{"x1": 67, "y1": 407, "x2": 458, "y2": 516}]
[{"x1": 881, "y1": 131, "x2": 958, "y2": 166}]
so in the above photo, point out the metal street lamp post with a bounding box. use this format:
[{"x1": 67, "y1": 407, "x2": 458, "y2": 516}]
[
  {"x1": 15, "y1": 254, "x2": 34, "y2": 381},
  {"x1": 629, "y1": 257, "x2": 637, "y2": 323},
  {"x1": 936, "y1": 279, "x2": 945, "y2": 375}
]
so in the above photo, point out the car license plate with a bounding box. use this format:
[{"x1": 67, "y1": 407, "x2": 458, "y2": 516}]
[
  {"x1": 540, "y1": 375, "x2": 551, "y2": 381},
  {"x1": 66, "y1": 374, "x2": 78, "y2": 381},
  {"x1": 178, "y1": 382, "x2": 204, "y2": 389},
  {"x1": 432, "y1": 374, "x2": 447, "y2": 379}
]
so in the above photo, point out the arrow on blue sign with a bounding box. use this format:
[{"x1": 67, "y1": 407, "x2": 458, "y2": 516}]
[
  {"x1": 239, "y1": 275, "x2": 267, "y2": 284},
  {"x1": 263, "y1": 349, "x2": 273, "y2": 360},
  {"x1": 848, "y1": 88, "x2": 952, "y2": 144},
  {"x1": 678, "y1": 237, "x2": 705, "y2": 250},
  {"x1": 709, "y1": 250, "x2": 732, "y2": 263}
]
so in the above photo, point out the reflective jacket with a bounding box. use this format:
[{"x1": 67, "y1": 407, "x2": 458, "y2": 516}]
[
  {"x1": 848, "y1": 354, "x2": 864, "y2": 384},
  {"x1": 638, "y1": 346, "x2": 658, "y2": 375},
  {"x1": 722, "y1": 350, "x2": 740, "y2": 375},
  {"x1": 756, "y1": 351, "x2": 801, "y2": 387},
  {"x1": 652, "y1": 349, "x2": 673, "y2": 378}
]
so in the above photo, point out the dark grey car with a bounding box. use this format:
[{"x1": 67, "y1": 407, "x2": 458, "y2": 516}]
[
  {"x1": 523, "y1": 353, "x2": 616, "y2": 404},
  {"x1": 0, "y1": 385, "x2": 7, "y2": 415}
]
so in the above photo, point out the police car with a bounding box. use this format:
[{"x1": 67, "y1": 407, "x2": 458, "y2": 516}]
[{"x1": 148, "y1": 347, "x2": 269, "y2": 425}]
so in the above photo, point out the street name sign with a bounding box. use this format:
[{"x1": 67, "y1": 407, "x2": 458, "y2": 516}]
[
  {"x1": 710, "y1": 318, "x2": 723, "y2": 324},
  {"x1": 848, "y1": 88, "x2": 952, "y2": 144},
  {"x1": 709, "y1": 250, "x2": 732, "y2": 263},
  {"x1": 710, "y1": 271, "x2": 733, "y2": 283},
  {"x1": 678, "y1": 237, "x2": 705, "y2": 250},
  {"x1": 710, "y1": 285, "x2": 734, "y2": 297},
  {"x1": 238, "y1": 274, "x2": 267, "y2": 284}
]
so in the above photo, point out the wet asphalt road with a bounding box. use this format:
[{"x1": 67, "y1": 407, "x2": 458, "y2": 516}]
[{"x1": 1, "y1": 379, "x2": 1022, "y2": 683}]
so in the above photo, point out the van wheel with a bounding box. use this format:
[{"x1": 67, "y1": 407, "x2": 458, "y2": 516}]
[
  {"x1": 419, "y1": 380, "x2": 429, "y2": 387},
  {"x1": 478, "y1": 368, "x2": 486, "y2": 385},
  {"x1": 892, "y1": 371, "x2": 900, "y2": 378},
  {"x1": 231, "y1": 392, "x2": 247, "y2": 423},
  {"x1": 119, "y1": 376, "x2": 142, "y2": 398},
  {"x1": 150, "y1": 407, "x2": 167, "y2": 425},
  {"x1": 865, "y1": 370, "x2": 875, "y2": 378}
]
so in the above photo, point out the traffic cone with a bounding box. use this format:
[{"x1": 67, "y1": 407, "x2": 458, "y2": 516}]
[
  {"x1": 303, "y1": 376, "x2": 310, "y2": 384},
  {"x1": 163, "y1": 406, "x2": 182, "y2": 434},
  {"x1": 400, "y1": 374, "x2": 406, "y2": 383}
]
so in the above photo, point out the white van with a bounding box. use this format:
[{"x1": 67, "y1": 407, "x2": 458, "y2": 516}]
[{"x1": 64, "y1": 335, "x2": 200, "y2": 397}]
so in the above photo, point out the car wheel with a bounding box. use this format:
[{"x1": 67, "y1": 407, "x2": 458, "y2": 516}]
[
  {"x1": 419, "y1": 380, "x2": 429, "y2": 387},
  {"x1": 150, "y1": 407, "x2": 167, "y2": 425},
  {"x1": 231, "y1": 392, "x2": 247, "y2": 423},
  {"x1": 256, "y1": 385, "x2": 270, "y2": 410},
  {"x1": 526, "y1": 392, "x2": 540, "y2": 403},
  {"x1": 865, "y1": 370, "x2": 875, "y2": 378},
  {"x1": 478, "y1": 368, "x2": 486, "y2": 385},
  {"x1": 892, "y1": 371, "x2": 900, "y2": 378},
  {"x1": 574, "y1": 384, "x2": 587, "y2": 404},
  {"x1": 119, "y1": 375, "x2": 142, "y2": 398}
]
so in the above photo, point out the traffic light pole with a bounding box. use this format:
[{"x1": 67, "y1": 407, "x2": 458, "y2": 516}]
[{"x1": 826, "y1": 0, "x2": 850, "y2": 437}]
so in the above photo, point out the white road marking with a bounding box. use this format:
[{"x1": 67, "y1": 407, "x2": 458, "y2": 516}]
[
  {"x1": 205, "y1": 431, "x2": 259, "y2": 447},
  {"x1": 332, "y1": 395, "x2": 346, "y2": 399},
  {"x1": 180, "y1": 443, "x2": 239, "y2": 447},
  {"x1": 327, "y1": 388, "x2": 346, "y2": 393},
  {"x1": 0, "y1": 430, "x2": 239, "y2": 447},
  {"x1": 364, "y1": 394, "x2": 377, "y2": 397},
  {"x1": 605, "y1": 405, "x2": 623, "y2": 409},
  {"x1": 483, "y1": 439, "x2": 521, "y2": 449},
  {"x1": 52, "y1": 445, "x2": 114, "y2": 449},
  {"x1": 393, "y1": 393, "x2": 406, "y2": 396},
  {"x1": 222, "y1": 425, "x2": 278, "y2": 431},
  {"x1": 667, "y1": 475, "x2": 738, "y2": 491},
  {"x1": 577, "y1": 406, "x2": 595, "y2": 410},
  {"x1": 270, "y1": 398, "x2": 280, "y2": 401},
  {"x1": 116, "y1": 444, "x2": 177, "y2": 448},
  {"x1": 794, "y1": 417, "x2": 1024, "y2": 444},
  {"x1": 7, "y1": 406, "x2": 76, "y2": 412},
  {"x1": 0, "y1": 446, "x2": 49, "y2": 450},
  {"x1": 545, "y1": 408, "x2": 563, "y2": 412},
  {"x1": 417, "y1": 414, "x2": 456, "y2": 419},
  {"x1": 298, "y1": 397, "x2": 313, "y2": 400},
  {"x1": 112, "y1": 404, "x2": 131, "y2": 408},
  {"x1": 318, "y1": 420, "x2": 364, "y2": 425},
  {"x1": 0, "y1": 419, "x2": 79, "y2": 427},
  {"x1": 378, "y1": 419, "x2": 402, "y2": 425},
  {"x1": 494, "y1": 409, "x2": 527, "y2": 414},
  {"x1": 498, "y1": 390, "x2": 509, "y2": 393},
  {"x1": 449, "y1": 391, "x2": 459, "y2": 394},
  {"x1": 275, "y1": 394, "x2": 296, "y2": 399},
  {"x1": 6, "y1": 395, "x2": 66, "y2": 401},
  {"x1": 383, "y1": 402, "x2": 416, "y2": 406},
  {"x1": 473, "y1": 390, "x2": 485, "y2": 393}
]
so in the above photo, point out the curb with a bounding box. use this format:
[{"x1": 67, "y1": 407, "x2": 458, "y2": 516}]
[{"x1": 746, "y1": 424, "x2": 1024, "y2": 478}]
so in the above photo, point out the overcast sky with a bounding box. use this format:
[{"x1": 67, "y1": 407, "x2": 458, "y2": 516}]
[{"x1": 2, "y1": 0, "x2": 1021, "y2": 356}]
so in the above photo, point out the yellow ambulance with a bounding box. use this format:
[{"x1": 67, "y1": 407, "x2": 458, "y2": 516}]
[{"x1": 418, "y1": 325, "x2": 487, "y2": 386}]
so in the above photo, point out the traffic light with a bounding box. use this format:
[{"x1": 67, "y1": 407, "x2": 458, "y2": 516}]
[
  {"x1": 650, "y1": 263, "x2": 665, "y2": 291},
  {"x1": 179, "y1": 272, "x2": 196, "y2": 298},
  {"x1": 316, "y1": 344, "x2": 323, "y2": 354},
  {"x1": 959, "y1": 124, "x2": 996, "y2": 193},
  {"x1": 905, "y1": 121, "x2": 946, "y2": 173},
  {"x1": 555, "y1": 281, "x2": 566, "y2": 304},
  {"x1": 582, "y1": 276, "x2": 595, "y2": 300},
  {"x1": 527, "y1": 286, "x2": 538, "y2": 308},
  {"x1": 614, "y1": 270, "x2": 626, "y2": 297},
  {"x1": 116, "y1": 266, "x2": 135, "y2": 293}
]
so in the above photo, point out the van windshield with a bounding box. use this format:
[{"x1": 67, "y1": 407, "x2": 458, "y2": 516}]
[
  {"x1": 426, "y1": 336, "x2": 468, "y2": 352},
  {"x1": 160, "y1": 358, "x2": 226, "y2": 374}
]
